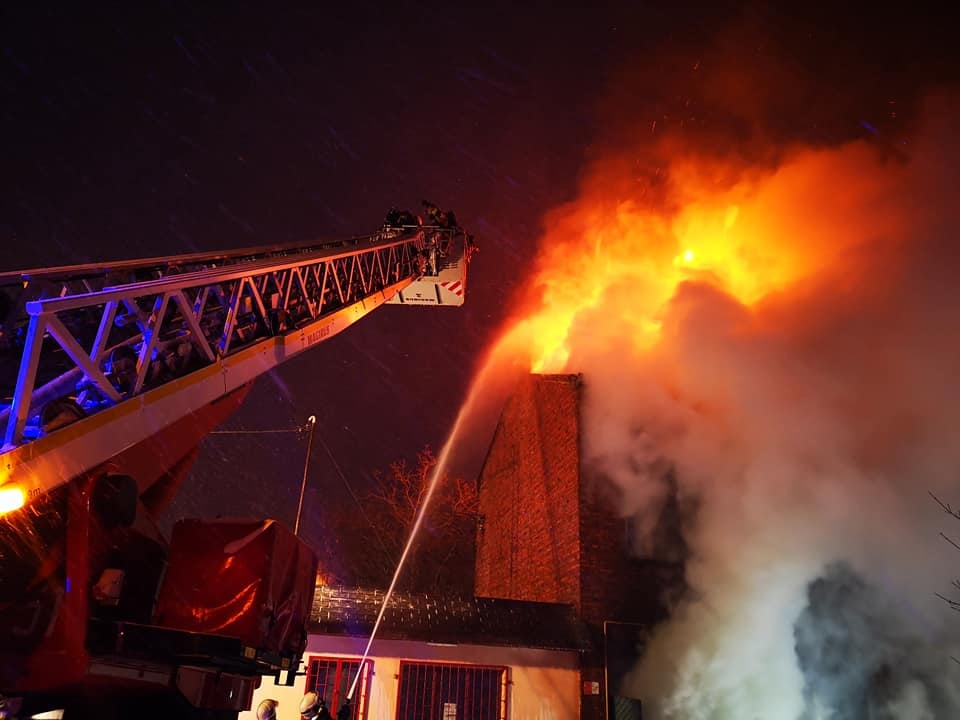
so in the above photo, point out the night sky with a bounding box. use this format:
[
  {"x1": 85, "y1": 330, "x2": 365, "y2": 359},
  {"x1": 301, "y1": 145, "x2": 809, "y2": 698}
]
[{"x1": 1, "y1": 2, "x2": 956, "y2": 558}]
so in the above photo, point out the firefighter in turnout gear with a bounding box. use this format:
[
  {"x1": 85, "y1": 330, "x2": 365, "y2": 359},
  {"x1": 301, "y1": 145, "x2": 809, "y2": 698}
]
[
  {"x1": 256, "y1": 698, "x2": 280, "y2": 720},
  {"x1": 299, "y1": 691, "x2": 333, "y2": 720}
]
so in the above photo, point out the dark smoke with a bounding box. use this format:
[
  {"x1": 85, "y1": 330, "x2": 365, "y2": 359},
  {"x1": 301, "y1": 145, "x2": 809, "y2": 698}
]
[{"x1": 795, "y1": 563, "x2": 959, "y2": 720}]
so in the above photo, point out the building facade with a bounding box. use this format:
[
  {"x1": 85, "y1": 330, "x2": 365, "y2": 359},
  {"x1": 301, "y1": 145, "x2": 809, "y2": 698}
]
[
  {"x1": 245, "y1": 373, "x2": 674, "y2": 720},
  {"x1": 243, "y1": 587, "x2": 588, "y2": 720},
  {"x1": 475, "y1": 374, "x2": 676, "y2": 719}
]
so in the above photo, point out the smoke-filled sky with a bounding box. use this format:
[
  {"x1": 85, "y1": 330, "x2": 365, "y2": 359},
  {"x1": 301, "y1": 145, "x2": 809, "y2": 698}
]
[{"x1": 3, "y1": 5, "x2": 960, "y2": 714}]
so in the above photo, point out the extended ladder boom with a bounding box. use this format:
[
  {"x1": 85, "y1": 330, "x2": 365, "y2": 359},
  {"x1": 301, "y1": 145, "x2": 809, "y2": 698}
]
[{"x1": 0, "y1": 223, "x2": 471, "y2": 511}]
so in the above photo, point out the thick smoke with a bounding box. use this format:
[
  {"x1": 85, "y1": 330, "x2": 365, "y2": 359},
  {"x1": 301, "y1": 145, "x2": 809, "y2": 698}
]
[
  {"x1": 547, "y1": 95, "x2": 960, "y2": 718},
  {"x1": 795, "y1": 562, "x2": 957, "y2": 720},
  {"x1": 447, "y1": 11, "x2": 960, "y2": 715},
  {"x1": 444, "y1": 80, "x2": 960, "y2": 717}
]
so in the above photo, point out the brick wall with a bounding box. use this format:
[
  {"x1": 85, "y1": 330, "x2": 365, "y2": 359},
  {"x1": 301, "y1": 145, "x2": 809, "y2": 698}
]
[
  {"x1": 579, "y1": 470, "x2": 631, "y2": 624},
  {"x1": 475, "y1": 373, "x2": 671, "y2": 719},
  {"x1": 579, "y1": 470, "x2": 670, "y2": 627},
  {"x1": 475, "y1": 374, "x2": 582, "y2": 608}
]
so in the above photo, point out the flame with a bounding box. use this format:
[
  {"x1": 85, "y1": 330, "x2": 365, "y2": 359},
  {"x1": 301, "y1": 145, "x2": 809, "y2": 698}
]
[
  {"x1": 473, "y1": 128, "x2": 942, "y2": 717},
  {"x1": 513, "y1": 145, "x2": 901, "y2": 374}
]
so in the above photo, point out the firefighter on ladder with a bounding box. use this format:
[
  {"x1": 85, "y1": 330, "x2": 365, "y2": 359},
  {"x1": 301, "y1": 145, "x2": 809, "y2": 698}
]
[{"x1": 411, "y1": 220, "x2": 431, "y2": 277}]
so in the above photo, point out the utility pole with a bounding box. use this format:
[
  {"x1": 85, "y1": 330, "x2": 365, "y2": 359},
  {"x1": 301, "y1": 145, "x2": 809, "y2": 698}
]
[{"x1": 294, "y1": 415, "x2": 317, "y2": 536}]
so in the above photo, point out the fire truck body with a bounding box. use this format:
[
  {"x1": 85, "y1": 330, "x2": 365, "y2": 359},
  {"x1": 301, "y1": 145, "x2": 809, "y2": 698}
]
[{"x1": 0, "y1": 222, "x2": 472, "y2": 718}]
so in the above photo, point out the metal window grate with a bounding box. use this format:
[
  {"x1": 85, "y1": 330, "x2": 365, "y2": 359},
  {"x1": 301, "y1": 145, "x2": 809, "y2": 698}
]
[
  {"x1": 397, "y1": 661, "x2": 507, "y2": 720},
  {"x1": 306, "y1": 657, "x2": 372, "y2": 720}
]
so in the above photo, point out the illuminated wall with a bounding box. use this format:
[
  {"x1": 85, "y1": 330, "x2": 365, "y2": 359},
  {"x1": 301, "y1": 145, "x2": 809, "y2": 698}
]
[
  {"x1": 241, "y1": 634, "x2": 580, "y2": 720},
  {"x1": 474, "y1": 374, "x2": 583, "y2": 608}
]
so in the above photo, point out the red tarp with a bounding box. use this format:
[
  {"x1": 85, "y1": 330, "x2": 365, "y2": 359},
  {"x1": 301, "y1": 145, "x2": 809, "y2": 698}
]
[{"x1": 156, "y1": 519, "x2": 318, "y2": 656}]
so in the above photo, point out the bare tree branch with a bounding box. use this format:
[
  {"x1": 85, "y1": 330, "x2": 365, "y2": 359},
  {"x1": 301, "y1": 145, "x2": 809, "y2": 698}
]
[
  {"x1": 936, "y1": 592, "x2": 960, "y2": 611},
  {"x1": 331, "y1": 445, "x2": 478, "y2": 592},
  {"x1": 930, "y1": 491, "x2": 960, "y2": 520},
  {"x1": 932, "y1": 492, "x2": 960, "y2": 624},
  {"x1": 940, "y1": 532, "x2": 960, "y2": 553}
]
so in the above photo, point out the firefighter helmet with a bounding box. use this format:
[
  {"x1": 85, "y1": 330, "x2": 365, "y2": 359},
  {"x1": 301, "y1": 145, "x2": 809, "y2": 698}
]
[
  {"x1": 299, "y1": 691, "x2": 322, "y2": 716},
  {"x1": 257, "y1": 698, "x2": 279, "y2": 720}
]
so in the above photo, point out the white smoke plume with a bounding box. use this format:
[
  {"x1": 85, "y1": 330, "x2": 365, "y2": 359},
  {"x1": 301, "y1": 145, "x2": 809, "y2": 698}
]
[
  {"x1": 561, "y1": 96, "x2": 960, "y2": 718},
  {"x1": 468, "y1": 90, "x2": 960, "y2": 717}
]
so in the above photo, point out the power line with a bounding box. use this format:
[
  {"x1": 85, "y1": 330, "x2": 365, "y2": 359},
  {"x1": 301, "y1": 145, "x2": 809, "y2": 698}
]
[
  {"x1": 207, "y1": 420, "x2": 393, "y2": 568},
  {"x1": 316, "y1": 433, "x2": 393, "y2": 561}
]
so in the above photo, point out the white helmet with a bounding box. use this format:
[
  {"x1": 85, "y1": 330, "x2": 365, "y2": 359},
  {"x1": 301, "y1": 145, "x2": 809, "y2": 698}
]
[
  {"x1": 299, "y1": 691, "x2": 322, "y2": 716},
  {"x1": 257, "y1": 698, "x2": 279, "y2": 720}
]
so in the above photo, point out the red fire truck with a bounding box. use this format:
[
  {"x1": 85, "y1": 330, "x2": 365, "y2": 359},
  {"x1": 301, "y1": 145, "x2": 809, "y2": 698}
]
[{"x1": 0, "y1": 219, "x2": 473, "y2": 718}]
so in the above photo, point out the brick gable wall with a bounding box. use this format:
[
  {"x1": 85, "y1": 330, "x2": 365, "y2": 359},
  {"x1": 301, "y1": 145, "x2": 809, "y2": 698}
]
[
  {"x1": 475, "y1": 373, "x2": 674, "y2": 719},
  {"x1": 474, "y1": 374, "x2": 582, "y2": 608}
]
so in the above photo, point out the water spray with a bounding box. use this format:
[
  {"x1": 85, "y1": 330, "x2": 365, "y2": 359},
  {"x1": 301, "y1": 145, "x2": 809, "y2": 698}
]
[
  {"x1": 345, "y1": 410, "x2": 464, "y2": 701},
  {"x1": 344, "y1": 338, "x2": 526, "y2": 702}
]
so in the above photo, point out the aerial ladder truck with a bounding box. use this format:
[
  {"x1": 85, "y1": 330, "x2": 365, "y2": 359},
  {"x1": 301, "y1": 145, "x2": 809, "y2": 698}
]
[{"x1": 0, "y1": 217, "x2": 474, "y2": 719}]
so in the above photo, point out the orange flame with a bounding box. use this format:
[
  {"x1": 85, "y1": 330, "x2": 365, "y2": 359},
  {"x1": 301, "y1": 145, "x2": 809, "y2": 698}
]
[{"x1": 509, "y1": 144, "x2": 905, "y2": 373}]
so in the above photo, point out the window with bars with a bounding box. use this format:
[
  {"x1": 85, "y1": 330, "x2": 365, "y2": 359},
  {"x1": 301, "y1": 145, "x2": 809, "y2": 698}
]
[
  {"x1": 397, "y1": 661, "x2": 507, "y2": 720},
  {"x1": 305, "y1": 657, "x2": 372, "y2": 720}
]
